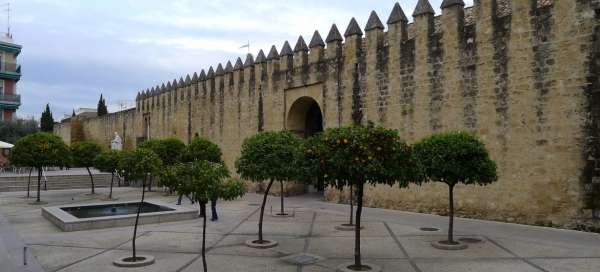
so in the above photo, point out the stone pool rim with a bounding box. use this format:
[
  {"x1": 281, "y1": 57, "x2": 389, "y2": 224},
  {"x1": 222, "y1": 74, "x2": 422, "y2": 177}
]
[{"x1": 42, "y1": 200, "x2": 197, "y2": 232}]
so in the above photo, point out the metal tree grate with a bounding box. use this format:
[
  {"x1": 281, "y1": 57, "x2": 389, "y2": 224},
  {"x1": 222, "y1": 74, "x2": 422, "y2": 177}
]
[{"x1": 280, "y1": 253, "x2": 324, "y2": 265}]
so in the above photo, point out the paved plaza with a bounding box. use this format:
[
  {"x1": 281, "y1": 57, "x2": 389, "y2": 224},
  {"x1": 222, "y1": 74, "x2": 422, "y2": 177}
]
[{"x1": 0, "y1": 187, "x2": 599, "y2": 272}]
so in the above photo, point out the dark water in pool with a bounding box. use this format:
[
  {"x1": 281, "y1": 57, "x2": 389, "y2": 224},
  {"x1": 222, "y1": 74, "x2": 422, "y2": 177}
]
[{"x1": 61, "y1": 202, "x2": 174, "y2": 219}]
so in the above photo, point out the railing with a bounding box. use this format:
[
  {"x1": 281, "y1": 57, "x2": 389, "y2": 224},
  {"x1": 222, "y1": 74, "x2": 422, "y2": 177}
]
[
  {"x1": 0, "y1": 94, "x2": 20, "y2": 104},
  {"x1": 0, "y1": 62, "x2": 20, "y2": 74}
]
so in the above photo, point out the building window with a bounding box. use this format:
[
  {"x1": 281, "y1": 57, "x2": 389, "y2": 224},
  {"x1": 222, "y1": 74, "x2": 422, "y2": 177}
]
[
  {"x1": 0, "y1": 79, "x2": 4, "y2": 95},
  {"x1": 0, "y1": 110, "x2": 4, "y2": 121}
]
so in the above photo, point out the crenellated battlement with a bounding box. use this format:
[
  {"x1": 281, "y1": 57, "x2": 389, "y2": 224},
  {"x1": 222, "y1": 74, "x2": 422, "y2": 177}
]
[{"x1": 56, "y1": 0, "x2": 600, "y2": 229}]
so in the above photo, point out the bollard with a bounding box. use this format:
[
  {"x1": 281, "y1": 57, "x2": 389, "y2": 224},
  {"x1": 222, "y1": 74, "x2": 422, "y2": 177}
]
[{"x1": 23, "y1": 246, "x2": 27, "y2": 265}]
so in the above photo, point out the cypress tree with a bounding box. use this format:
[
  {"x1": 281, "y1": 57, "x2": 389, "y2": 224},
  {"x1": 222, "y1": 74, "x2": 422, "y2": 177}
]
[
  {"x1": 97, "y1": 94, "x2": 108, "y2": 116},
  {"x1": 40, "y1": 104, "x2": 54, "y2": 132}
]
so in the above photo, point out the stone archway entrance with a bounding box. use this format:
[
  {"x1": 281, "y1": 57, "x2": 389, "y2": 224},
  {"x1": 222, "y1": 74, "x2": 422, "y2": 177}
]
[
  {"x1": 286, "y1": 96, "x2": 323, "y2": 138},
  {"x1": 286, "y1": 96, "x2": 324, "y2": 192}
]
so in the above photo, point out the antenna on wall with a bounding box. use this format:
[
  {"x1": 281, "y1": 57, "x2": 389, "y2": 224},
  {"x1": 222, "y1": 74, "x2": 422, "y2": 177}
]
[{"x1": 0, "y1": 2, "x2": 10, "y2": 37}]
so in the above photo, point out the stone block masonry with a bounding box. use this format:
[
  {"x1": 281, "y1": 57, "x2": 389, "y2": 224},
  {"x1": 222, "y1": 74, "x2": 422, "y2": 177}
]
[{"x1": 54, "y1": 0, "x2": 600, "y2": 230}]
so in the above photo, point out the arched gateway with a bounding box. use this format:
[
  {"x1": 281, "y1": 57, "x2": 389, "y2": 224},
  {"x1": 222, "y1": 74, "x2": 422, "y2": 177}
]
[
  {"x1": 286, "y1": 96, "x2": 323, "y2": 138},
  {"x1": 286, "y1": 96, "x2": 324, "y2": 192}
]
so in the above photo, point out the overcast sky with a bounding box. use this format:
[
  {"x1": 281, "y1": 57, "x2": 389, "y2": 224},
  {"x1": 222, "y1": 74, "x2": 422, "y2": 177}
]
[{"x1": 11, "y1": 0, "x2": 472, "y2": 120}]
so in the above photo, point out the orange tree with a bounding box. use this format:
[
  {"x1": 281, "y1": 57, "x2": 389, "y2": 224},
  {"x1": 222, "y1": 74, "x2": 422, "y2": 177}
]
[
  {"x1": 235, "y1": 131, "x2": 302, "y2": 245},
  {"x1": 176, "y1": 161, "x2": 245, "y2": 272},
  {"x1": 138, "y1": 138, "x2": 185, "y2": 191},
  {"x1": 71, "y1": 141, "x2": 103, "y2": 194},
  {"x1": 10, "y1": 133, "x2": 70, "y2": 203},
  {"x1": 176, "y1": 136, "x2": 223, "y2": 207},
  {"x1": 93, "y1": 150, "x2": 121, "y2": 199},
  {"x1": 318, "y1": 123, "x2": 421, "y2": 270},
  {"x1": 117, "y1": 148, "x2": 162, "y2": 261},
  {"x1": 302, "y1": 133, "x2": 360, "y2": 226},
  {"x1": 413, "y1": 131, "x2": 497, "y2": 246}
]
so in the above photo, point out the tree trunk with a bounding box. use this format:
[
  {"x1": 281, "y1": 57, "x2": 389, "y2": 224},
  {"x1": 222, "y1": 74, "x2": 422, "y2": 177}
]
[
  {"x1": 349, "y1": 184, "x2": 354, "y2": 226},
  {"x1": 36, "y1": 168, "x2": 41, "y2": 202},
  {"x1": 199, "y1": 202, "x2": 206, "y2": 217},
  {"x1": 258, "y1": 179, "x2": 275, "y2": 242},
  {"x1": 148, "y1": 176, "x2": 153, "y2": 192},
  {"x1": 86, "y1": 167, "x2": 95, "y2": 194},
  {"x1": 27, "y1": 167, "x2": 32, "y2": 198},
  {"x1": 280, "y1": 180, "x2": 285, "y2": 215},
  {"x1": 109, "y1": 172, "x2": 114, "y2": 199},
  {"x1": 201, "y1": 201, "x2": 208, "y2": 272},
  {"x1": 132, "y1": 175, "x2": 146, "y2": 259},
  {"x1": 354, "y1": 181, "x2": 364, "y2": 268},
  {"x1": 211, "y1": 199, "x2": 218, "y2": 220},
  {"x1": 448, "y1": 184, "x2": 455, "y2": 243}
]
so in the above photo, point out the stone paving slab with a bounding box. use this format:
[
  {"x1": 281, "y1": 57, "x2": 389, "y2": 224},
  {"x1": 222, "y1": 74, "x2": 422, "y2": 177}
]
[
  {"x1": 308, "y1": 237, "x2": 405, "y2": 259},
  {"x1": 28, "y1": 244, "x2": 104, "y2": 272},
  {"x1": 55, "y1": 249, "x2": 196, "y2": 272},
  {"x1": 398, "y1": 235, "x2": 513, "y2": 259},
  {"x1": 210, "y1": 234, "x2": 305, "y2": 257},
  {"x1": 414, "y1": 259, "x2": 542, "y2": 272},
  {"x1": 303, "y1": 259, "x2": 416, "y2": 272},
  {"x1": 312, "y1": 221, "x2": 390, "y2": 237},
  {"x1": 492, "y1": 236, "x2": 600, "y2": 258},
  {"x1": 531, "y1": 258, "x2": 600, "y2": 272},
  {"x1": 233, "y1": 220, "x2": 313, "y2": 236},
  {"x1": 181, "y1": 254, "x2": 297, "y2": 272},
  {"x1": 117, "y1": 231, "x2": 222, "y2": 253}
]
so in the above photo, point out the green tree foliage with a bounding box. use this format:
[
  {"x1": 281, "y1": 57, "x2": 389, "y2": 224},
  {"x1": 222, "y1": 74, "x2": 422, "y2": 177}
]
[
  {"x1": 139, "y1": 138, "x2": 185, "y2": 166},
  {"x1": 9, "y1": 133, "x2": 70, "y2": 202},
  {"x1": 317, "y1": 124, "x2": 421, "y2": 269},
  {"x1": 71, "y1": 141, "x2": 103, "y2": 194},
  {"x1": 97, "y1": 94, "x2": 108, "y2": 116},
  {"x1": 180, "y1": 136, "x2": 223, "y2": 163},
  {"x1": 0, "y1": 118, "x2": 39, "y2": 144},
  {"x1": 138, "y1": 138, "x2": 186, "y2": 192},
  {"x1": 94, "y1": 150, "x2": 121, "y2": 199},
  {"x1": 175, "y1": 161, "x2": 244, "y2": 272},
  {"x1": 40, "y1": 104, "x2": 54, "y2": 132},
  {"x1": 235, "y1": 130, "x2": 302, "y2": 243},
  {"x1": 118, "y1": 148, "x2": 162, "y2": 261},
  {"x1": 413, "y1": 131, "x2": 497, "y2": 244}
]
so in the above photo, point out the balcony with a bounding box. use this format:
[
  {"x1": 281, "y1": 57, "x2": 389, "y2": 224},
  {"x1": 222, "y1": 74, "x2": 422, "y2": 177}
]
[
  {"x1": 0, "y1": 94, "x2": 21, "y2": 109},
  {"x1": 0, "y1": 62, "x2": 21, "y2": 81}
]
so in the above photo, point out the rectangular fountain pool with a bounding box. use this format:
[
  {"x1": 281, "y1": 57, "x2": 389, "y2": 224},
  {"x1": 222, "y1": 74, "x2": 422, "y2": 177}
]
[
  {"x1": 61, "y1": 202, "x2": 174, "y2": 219},
  {"x1": 42, "y1": 200, "x2": 196, "y2": 232}
]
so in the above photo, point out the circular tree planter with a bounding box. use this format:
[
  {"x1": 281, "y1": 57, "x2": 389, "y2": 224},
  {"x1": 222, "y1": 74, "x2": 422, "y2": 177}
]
[
  {"x1": 431, "y1": 240, "x2": 468, "y2": 250},
  {"x1": 113, "y1": 255, "x2": 155, "y2": 267},
  {"x1": 336, "y1": 262, "x2": 381, "y2": 272},
  {"x1": 245, "y1": 239, "x2": 278, "y2": 249},
  {"x1": 334, "y1": 224, "x2": 364, "y2": 231}
]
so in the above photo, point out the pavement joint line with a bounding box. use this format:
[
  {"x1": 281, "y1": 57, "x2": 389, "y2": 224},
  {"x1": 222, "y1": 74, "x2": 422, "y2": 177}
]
[
  {"x1": 25, "y1": 243, "x2": 109, "y2": 251},
  {"x1": 484, "y1": 236, "x2": 550, "y2": 272},
  {"x1": 383, "y1": 221, "x2": 423, "y2": 272},
  {"x1": 298, "y1": 211, "x2": 318, "y2": 272},
  {"x1": 53, "y1": 230, "x2": 151, "y2": 272},
  {"x1": 174, "y1": 204, "x2": 262, "y2": 272}
]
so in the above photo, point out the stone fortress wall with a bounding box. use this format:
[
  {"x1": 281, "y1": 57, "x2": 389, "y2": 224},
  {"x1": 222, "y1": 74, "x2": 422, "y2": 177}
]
[{"x1": 54, "y1": 0, "x2": 600, "y2": 229}]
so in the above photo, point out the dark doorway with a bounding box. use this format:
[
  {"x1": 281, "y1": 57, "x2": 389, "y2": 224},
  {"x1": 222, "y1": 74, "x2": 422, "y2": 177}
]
[{"x1": 304, "y1": 102, "x2": 323, "y2": 138}]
